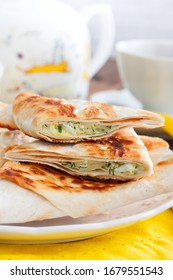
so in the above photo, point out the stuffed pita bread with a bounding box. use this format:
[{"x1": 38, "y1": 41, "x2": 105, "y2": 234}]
[
  {"x1": 5, "y1": 128, "x2": 153, "y2": 181},
  {"x1": 0, "y1": 92, "x2": 164, "y2": 142},
  {"x1": 1, "y1": 136, "x2": 173, "y2": 218}
]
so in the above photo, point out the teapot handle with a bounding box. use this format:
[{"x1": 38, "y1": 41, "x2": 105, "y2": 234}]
[{"x1": 82, "y1": 4, "x2": 115, "y2": 78}]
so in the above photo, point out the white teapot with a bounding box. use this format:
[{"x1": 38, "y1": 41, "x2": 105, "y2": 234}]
[{"x1": 0, "y1": 0, "x2": 115, "y2": 103}]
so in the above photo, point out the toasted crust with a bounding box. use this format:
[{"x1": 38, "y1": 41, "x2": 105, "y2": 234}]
[
  {"x1": 5, "y1": 128, "x2": 153, "y2": 180},
  {"x1": 13, "y1": 92, "x2": 117, "y2": 121},
  {"x1": 6, "y1": 128, "x2": 148, "y2": 160},
  {"x1": 11, "y1": 92, "x2": 164, "y2": 141},
  {"x1": 0, "y1": 92, "x2": 164, "y2": 141},
  {"x1": 13, "y1": 92, "x2": 164, "y2": 122}
]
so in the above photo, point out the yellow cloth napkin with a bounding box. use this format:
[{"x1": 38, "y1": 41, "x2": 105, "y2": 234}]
[
  {"x1": 0, "y1": 209, "x2": 173, "y2": 260},
  {"x1": 161, "y1": 113, "x2": 173, "y2": 137}
]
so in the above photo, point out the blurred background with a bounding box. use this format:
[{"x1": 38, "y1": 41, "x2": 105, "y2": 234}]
[
  {"x1": 63, "y1": 0, "x2": 173, "y2": 57},
  {"x1": 0, "y1": 0, "x2": 173, "y2": 119}
]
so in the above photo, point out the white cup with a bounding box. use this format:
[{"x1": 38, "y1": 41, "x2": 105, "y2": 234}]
[{"x1": 116, "y1": 39, "x2": 173, "y2": 115}]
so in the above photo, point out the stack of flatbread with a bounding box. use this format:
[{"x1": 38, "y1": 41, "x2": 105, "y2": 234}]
[{"x1": 0, "y1": 92, "x2": 173, "y2": 224}]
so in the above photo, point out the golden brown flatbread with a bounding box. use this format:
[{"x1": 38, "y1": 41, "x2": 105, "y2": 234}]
[
  {"x1": 5, "y1": 128, "x2": 153, "y2": 181},
  {"x1": 0, "y1": 92, "x2": 164, "y2": 142}
]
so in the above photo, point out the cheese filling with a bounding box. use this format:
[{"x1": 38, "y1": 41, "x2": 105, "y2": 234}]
[
  {"x1": 42, "y1": 121, "x2": 114, "y2": 138},
  {"x1": 60, "y1": 160, "x2": 145, "y2": 177}
]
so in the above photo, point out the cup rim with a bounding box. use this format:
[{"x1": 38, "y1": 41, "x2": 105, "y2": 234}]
[{"x1": 116, "y1": 39, "x2": 173, "y2": 62}]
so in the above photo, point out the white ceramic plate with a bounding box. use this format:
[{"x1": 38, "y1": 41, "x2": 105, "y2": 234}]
[{"x1": 0, "y1": 192, "x2": 173, "y2": 244}]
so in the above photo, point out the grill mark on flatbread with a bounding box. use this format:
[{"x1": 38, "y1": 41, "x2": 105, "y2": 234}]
[
  {"x1": 25, "y1": 177, "x2": 33, "y2": 184},
  {"x1": 118, "y1": 117, "x2": 152, "y2": 123},
  {"x1": 80, "y1": 180, "x2": 130, "y2": 190},
  {"x1": 56, "y1": 105, "x2": 76, "y2": 117},
  {"x1": 157, "y1": 158, "x2": 173, "y2": 166},
  {"x1": 98, "y1": 131, "x2": 137, "y2": 158},
  {"x1": 0, "y1": 165, "x2": 70, "y2": 191},
  {"x1": 44, "y1": 99, "x2": 63, "y2": 106},
  {"x1": 14, "y1": 93, "x2": 77, "y2": 118},
  {"x1": 106, "y1": 138, "x2": 124, "y2": 157},
  {"x1": 45, "y1": 99, "x2": 77, "y2": 117},
  {"x1": 78, "y1": 175, "x2": 133, "y2": 184},
  {"x1": 29, "y1": 166, "x2": 46, "y2": 176},
  {"x1": 59, "y1": 175, "x2": 67, "y2": 181},
  {"x1": 0, "y1": 123, "x2": 15, "y2": 130},
  {"x1": 20, "y1": 93, "x2": 39, "y2": 103},
  {"x1": 1, "y1": 167, "x2": 34, "y2": 186},
  {"x1": 105, "y1": 137, "x2": 134, "y2": 157},
  {"x1": 82, "y1": 103, "x2": 116, "y2": 119},
  {"x1": 0, "y1": 161, "x2": 130, "y2": 192}
]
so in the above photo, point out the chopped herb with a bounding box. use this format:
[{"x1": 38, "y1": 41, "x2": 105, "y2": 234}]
[
  {"x1": 62, "y1": 162, "x2": 76, "y2": 168},
  {"x1": 57, "y1": 125, "x2": 62, "y2": 133}
]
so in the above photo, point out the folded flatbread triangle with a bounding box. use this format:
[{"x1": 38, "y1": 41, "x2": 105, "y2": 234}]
[
  {"x1": 5, "y1": 128, "x2": 153, "y2": 181},
  {"x1": 0, "y1": 92, "x2": 164, "y2": 142}
]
